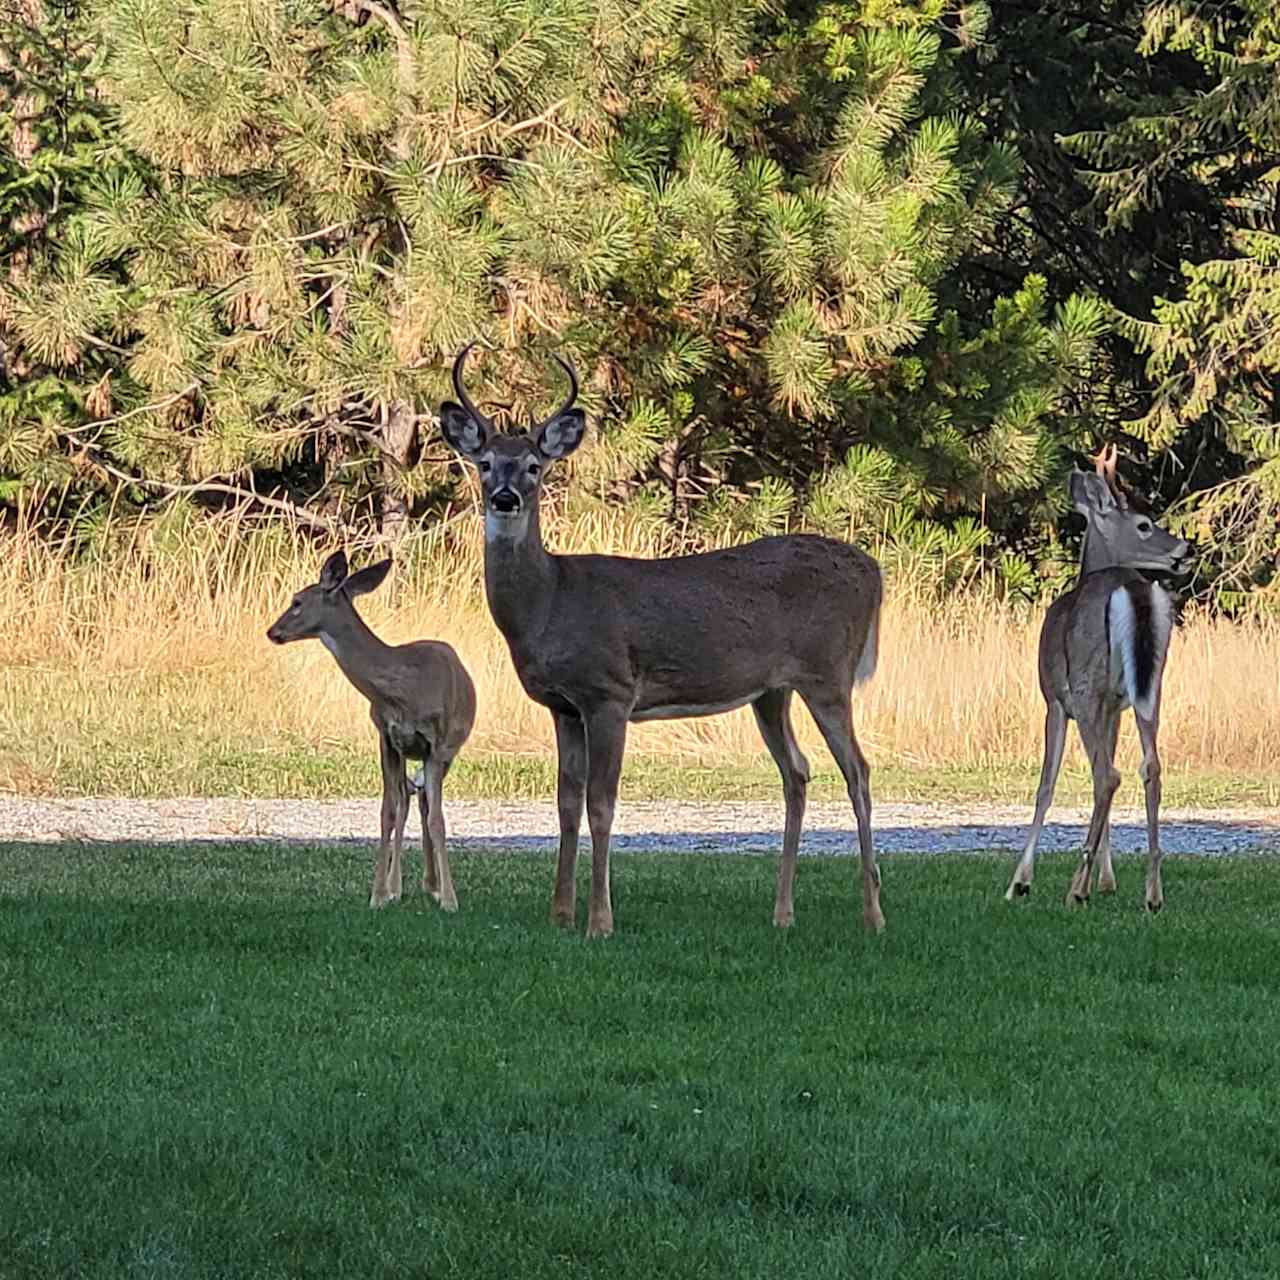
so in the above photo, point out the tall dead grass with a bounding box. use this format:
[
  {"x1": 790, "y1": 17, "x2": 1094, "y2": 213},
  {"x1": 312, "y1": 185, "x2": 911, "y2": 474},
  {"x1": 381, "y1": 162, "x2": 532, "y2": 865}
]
[{"x1": 2, "y1": 506, "x2": 1278, "y2": 797}]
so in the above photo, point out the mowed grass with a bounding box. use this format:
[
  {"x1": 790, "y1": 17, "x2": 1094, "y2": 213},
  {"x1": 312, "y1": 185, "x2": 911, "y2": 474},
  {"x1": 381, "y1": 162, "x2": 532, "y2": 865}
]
[{"x1": 3, "y1": 840, "x2": 1280, "y2": 1278}]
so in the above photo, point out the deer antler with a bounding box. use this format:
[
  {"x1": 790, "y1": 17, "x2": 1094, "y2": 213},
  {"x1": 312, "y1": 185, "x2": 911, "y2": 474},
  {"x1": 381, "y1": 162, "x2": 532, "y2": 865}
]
[
  {"x1": 535, "y1": 353, "x2": 579, "y2": 428},
  {"x1": 451, "y1": 341, "x2": 496, "y2": 431},
  {"x1": 1092, "y1": 443, "x2": 1127, "y2": 509}
]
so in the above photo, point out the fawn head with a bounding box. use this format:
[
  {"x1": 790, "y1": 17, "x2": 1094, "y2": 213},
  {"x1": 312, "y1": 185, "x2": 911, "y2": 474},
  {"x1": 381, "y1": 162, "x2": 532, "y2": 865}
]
[
  {"x1": 439, "y1": 342, "x2": 587, "y2": 528},
  {"x1": 267, "y1": 551, "x2": 392, "y2": 645}
]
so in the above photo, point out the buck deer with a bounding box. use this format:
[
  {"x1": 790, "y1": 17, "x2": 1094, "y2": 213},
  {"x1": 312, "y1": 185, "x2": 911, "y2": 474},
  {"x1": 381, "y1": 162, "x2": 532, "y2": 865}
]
[
  {"x1": 1005, "y1": 446, "x2": 1192, "y2": 911},
  {"x1": 440, "y1": 342, "x2": 884, "y2": 938},
  {"x1": 267, "y1": 552, "x2": 476, "y2": 911}
]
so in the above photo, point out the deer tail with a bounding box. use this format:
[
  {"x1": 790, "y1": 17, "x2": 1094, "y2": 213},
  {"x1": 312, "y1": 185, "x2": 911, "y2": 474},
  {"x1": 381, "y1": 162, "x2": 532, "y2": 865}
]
[
  {"x1": 1107, "y1": 581, "x2": 1173, "y2": 720},
  {"x1": 854, "y1": 576, "x2": 882, "y2": 687}
]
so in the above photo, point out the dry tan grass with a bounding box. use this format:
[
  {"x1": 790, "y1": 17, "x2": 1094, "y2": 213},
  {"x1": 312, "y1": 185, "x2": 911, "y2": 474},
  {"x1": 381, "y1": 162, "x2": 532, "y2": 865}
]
[{"x1": 2, "y1": 506, "x2": 1278, "y2": 797}]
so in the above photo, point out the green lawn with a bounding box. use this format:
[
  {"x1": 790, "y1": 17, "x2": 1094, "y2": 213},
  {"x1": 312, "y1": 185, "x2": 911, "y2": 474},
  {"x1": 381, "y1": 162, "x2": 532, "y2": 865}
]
[{"x1": 3, "y1": 840, "x2": 1279, "y2": 1278}]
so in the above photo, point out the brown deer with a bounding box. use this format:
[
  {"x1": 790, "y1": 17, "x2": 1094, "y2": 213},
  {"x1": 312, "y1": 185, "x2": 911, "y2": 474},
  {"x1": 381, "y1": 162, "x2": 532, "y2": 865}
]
[
  {"x1": 267, "y1": 552, "x2": 476, "y2": 911},
  {"x1": 440, "y1": 342, "x2": 884, "y2": 938},
  {"x1": 1005, "y1": 447, "x2": 1192, "y2": 910}
]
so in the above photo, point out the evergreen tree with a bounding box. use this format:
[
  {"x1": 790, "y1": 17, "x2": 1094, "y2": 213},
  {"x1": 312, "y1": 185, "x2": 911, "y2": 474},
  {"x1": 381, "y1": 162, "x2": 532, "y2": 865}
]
[
  {"x1": 2, "y1": 0, "x2": 1106, "y2": 596},
  {"x1": 1062, "y1": 0, "x2": 1280, "y2": 604}
]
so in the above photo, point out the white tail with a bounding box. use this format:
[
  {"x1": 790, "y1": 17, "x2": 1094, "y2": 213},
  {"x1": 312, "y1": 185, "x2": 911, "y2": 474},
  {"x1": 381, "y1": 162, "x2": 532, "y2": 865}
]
[
  {"x1": 440, "y1": 342, "x2": 885, "y2": 937},
  {"x1": 1006, "y1": 446, "x2": 1192, "y2": 912}
]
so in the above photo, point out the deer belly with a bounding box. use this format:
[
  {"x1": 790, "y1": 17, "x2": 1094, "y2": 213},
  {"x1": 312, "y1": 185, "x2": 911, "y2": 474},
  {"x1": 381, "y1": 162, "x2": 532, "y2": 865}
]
[{"x1": 631, "y1": 693, "x2": 762, "y2": 722}]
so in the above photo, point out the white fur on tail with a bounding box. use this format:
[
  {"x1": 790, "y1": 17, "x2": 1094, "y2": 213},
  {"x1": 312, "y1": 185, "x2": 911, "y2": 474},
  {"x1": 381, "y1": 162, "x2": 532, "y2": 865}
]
[
  {"x1": 1107, "y1": 583, "x2": 1173, "y2": 720},
  {"x1": 854, "y1": 602, "x2": 880, "y2": 686}
]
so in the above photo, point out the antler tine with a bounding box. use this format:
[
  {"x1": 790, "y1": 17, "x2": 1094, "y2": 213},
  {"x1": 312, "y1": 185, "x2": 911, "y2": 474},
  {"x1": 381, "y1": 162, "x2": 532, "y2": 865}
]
[
  {"x1": 451, "y1": 340, "x2": 495, "y2": 430},
  {"x1": 536, "y1": 352, "x2": 579, "y2": 427},
  {"x1": 1092, "y1": 442, "x2": 1127, "y2": 508}
]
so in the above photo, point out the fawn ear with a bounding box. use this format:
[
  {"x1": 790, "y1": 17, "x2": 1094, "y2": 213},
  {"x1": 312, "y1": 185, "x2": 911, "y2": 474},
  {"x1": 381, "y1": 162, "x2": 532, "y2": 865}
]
[
  {"x1": 319, "y1": 550, "x2": 349, "y2": 591},
  {"x1": 1069, "y1": 469, "x2": 1117, "y2": 519},
  {"x1": 343, "y1": 558, "x2": 392, "y2": 598},
  {"x1": 440, "y1": 402, "x2": 491, "y2": 460},
  {"x1": 535, "y1": 408, "x2": 587, "y2": 461}
]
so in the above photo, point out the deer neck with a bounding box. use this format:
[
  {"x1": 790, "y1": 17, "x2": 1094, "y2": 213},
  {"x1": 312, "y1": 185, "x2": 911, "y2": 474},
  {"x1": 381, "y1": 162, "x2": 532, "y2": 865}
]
[
  {"x1": 1078, "y1": 525, "x2": 1119, "y2": 580},
  {"x1": 482, "y1": 500, "x2": 557, "y2": 643},
  {"x1": 316, "y1": 600, "x2": 390, "y2": 704}
]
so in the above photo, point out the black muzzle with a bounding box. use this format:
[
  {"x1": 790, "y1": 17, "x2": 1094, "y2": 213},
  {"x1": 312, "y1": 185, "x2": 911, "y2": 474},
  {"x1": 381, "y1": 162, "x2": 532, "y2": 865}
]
[{"x1": 490, "y1": 488, "x2": 521, "y2": 514}]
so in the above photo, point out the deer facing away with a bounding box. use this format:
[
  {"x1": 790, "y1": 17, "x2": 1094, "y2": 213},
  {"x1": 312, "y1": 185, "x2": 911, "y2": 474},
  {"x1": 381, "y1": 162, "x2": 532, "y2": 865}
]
[
  {"x1": 267, "y1": 552, "x2": 476, "y2": 911},
  {"x1": 1005, "y1": 447, "x2": 1192, "y2": 911},
  {"x1": 440, "y1": 342, "x2": 884, "y2": 938}
]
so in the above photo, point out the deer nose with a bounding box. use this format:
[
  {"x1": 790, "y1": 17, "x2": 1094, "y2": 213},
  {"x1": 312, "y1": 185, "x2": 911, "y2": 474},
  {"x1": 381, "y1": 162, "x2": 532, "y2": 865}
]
[
  {"x1": 490, "y1": 488, "x2": 521, "y2": 514},
  {"x1": 267, "y1": 626, "x2": 282, "y2": 644}
]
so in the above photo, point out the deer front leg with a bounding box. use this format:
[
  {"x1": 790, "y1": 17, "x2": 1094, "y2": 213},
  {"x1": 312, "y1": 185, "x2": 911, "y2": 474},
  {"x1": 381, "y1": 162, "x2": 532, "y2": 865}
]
[
  {"x1": 1007, "y1": 701, "x2": 1068, "y2": 900},
  {"x1": 1135, "y1": 712, "x2": 1164, "y2": 912},
  {"x1": 372, "y1": 733, "x2": 408, "y2": 908},
  {"x1": 582, "y1": 705, "x2": 628, "y2": 939},
  {"x1": 551, "y1": 710, "x2": 587, "y2": 929}
]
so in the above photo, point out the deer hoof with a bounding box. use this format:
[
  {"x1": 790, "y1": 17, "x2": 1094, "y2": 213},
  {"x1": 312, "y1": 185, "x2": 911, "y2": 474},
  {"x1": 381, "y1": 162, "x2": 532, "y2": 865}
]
[
  {"x1": 1066, "y1": 892, "x2": 1089, "y2": 909},
  {"x1": 1007, "y1": 882, "x2": 1031, "y2": 900},
  {"x1": 863, "y1": 910, "x2": 886, "y2": 934},
  {"x1": 585, "y1": 916, "x2": 614, "y2": 940},
  {"x1": 439, "y1": 895, "x2": 459, "y2": 914}
]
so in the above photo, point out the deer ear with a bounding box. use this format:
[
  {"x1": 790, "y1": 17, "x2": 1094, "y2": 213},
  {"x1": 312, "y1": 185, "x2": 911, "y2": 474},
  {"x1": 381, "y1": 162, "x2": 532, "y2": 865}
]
[
  {"x1": 1069, "y1": 469, "x2": 1116, "y2": 518},
  {"x1": 319, "y1": 550, "x2": 349, "y2": 591},
  {"x1": 343, "y1": 558, "x2": 392, "y2": 599},
  {"x1": 535, "y1": 408, "x2": 587, "y2": 461},
  {"x1": 440, "y1": 402, "x2": 490, "y2": 460}
]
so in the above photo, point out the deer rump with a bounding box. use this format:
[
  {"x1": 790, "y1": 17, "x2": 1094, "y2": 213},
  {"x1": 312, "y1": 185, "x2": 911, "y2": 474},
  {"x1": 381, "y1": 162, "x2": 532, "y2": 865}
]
[
  {"x1": 497, "y1": 533, "x2": 882, "y2": 722},
  {"x1": 1043, "y1": 570, "x2": 1174, "y2": 723}
]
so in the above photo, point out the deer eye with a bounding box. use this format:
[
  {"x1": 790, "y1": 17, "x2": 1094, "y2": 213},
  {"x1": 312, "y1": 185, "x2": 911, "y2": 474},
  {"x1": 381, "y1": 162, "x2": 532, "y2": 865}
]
[
  {"x1": 477, "y1": 459, "x2": 491, "y2": 474},
  {"x1": 1137, "y1": 519, "x2": 1152, "y2": 535},
  {"x1": 527, "y1": 460, "x2": 541, "y2": 477}
]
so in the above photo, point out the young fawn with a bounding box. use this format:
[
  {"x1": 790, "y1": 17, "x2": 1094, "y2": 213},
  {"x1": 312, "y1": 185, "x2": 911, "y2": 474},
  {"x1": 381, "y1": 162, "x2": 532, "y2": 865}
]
[
  {"x1": 267, "y1": 551, "x2": 476, "y2": 910},
  {"x1": 1006, "y1": 447, "x2": 1192, "y2": 911}
]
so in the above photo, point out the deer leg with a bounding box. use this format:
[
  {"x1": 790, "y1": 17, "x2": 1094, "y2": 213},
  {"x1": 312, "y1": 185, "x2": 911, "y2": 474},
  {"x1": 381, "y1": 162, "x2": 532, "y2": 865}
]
[
  {"x1": 1135, "y1": 710, "x2": 1164, "y2": 912},
  {"x1": 372, "y1": 734, "x2": 407, "y2": 908},
  {"x1": 752, "y1": 689, "x2": 811, "y2": 928},
  {"x1": 1094, "y1": 715, "x2": 1122, "y2": 895},
  {"x1": 799, "y1": 687, "x2": 883, "y2": 933},
  {"x1": 582, "y1": 705, "x2": 628, "y2": 939},
  {"x1": 423, "y1": 758, "x2": 457, "y2": 913},
  {"x1": 415, "y1": 765, "x2": 440, "y2": 900},
  {"x1": 550, "y1": 710, "x2": 587, "y2": 929},
  {"x1": 1007, "y1": 701, "x2": 1068, "y2": 900},
  {"x1": 1066, "y1": 707, "x2": 1121, "y2": 908}
]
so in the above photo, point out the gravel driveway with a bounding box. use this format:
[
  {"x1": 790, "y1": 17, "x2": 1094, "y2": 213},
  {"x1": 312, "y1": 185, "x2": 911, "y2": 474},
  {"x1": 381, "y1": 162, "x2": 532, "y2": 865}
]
[{"x1": 2, "y1": 796, "x2": 1276, "y2": 857}]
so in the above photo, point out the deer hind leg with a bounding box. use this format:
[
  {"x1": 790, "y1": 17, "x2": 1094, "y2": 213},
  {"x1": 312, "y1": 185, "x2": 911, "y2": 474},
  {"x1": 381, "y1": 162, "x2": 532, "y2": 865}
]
[
  {"x1": 372, "y1": 734, "x2": 408, "y2": 908},
  {"x1": 1135, "y1": 710, "x2": 1164, "y2": 912},
  {"x1": 752, "y1": 689, "x2": 811, "y2": 928},
  {"x1": 1067, "y1": 706, "x2": 1121, "y2": 908},
  {"x1": 799, "y1": 686, "x2": 883, "y2": 933},
  {"x1": 582, "y1": 705, "x2": 628, "y2": 939},
  {"x1": 423, "y1": 758, "x2": 457, "y2": 913},
  {"x1": 1093, "y1": 715, "x2": 1122, "y2": 895},
  {"x1": 1007, "y1": 701, "x2": 1068, "y2": 900},
  {"x1": 550, "y1": 710, "x2": 587, "y2": 930},
  {"x1": 414, "y1": 764, "x2": 440, "y2": 900}
]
